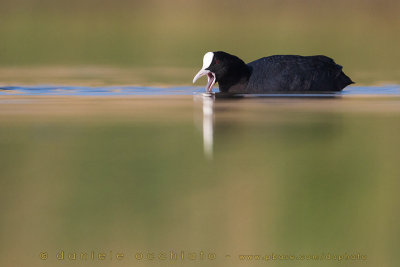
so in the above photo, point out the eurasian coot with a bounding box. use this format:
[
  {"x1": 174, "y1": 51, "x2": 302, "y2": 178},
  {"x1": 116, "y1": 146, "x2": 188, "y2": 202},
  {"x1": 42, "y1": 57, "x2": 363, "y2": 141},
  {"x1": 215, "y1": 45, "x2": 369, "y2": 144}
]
[{"x1": 193, "y1": 51, "x2": 353, "y2": 93}]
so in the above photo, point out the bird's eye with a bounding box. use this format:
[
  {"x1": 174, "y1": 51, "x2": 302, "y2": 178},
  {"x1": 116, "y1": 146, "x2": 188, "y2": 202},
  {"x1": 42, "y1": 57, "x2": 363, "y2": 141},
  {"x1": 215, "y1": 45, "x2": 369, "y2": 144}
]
[{"x1": 216, "y1": 59, "x2": 220, "y2": 64}]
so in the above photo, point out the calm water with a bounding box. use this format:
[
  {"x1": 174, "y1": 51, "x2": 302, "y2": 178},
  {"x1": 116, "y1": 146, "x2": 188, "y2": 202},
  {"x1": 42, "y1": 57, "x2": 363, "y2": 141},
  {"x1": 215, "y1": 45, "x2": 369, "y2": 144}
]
[
  {"x1": 1, "y1": 84, "x2": 400, "y2": 96},
  {"x1": 0, "y1": 85, "x2": 399, "y2": 267}
]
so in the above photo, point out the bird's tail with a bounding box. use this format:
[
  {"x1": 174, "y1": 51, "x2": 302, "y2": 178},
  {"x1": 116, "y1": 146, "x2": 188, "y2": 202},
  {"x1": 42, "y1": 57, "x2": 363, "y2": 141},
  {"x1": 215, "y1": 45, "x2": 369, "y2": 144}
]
[{"x1": 336, "y1": 71, "x2": 354, "y2": 90}]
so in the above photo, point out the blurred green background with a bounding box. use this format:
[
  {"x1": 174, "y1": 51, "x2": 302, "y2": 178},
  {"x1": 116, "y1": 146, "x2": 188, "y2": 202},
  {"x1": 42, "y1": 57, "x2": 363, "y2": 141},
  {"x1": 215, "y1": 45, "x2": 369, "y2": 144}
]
[
  {"x1": 1, "y1": 2, "x2": 400, "y2": 266},
  {"x1": 1, "y1": 0, "x2": 400, "y2": 84},
  {"x1": 0, "y1": 97, "x2": 399, "y2": 267}
]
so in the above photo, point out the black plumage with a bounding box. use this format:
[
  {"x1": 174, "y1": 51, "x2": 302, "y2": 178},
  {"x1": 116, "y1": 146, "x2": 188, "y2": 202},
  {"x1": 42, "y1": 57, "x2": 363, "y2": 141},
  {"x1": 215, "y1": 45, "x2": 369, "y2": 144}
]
[{"x1": 193, "y1": 51, "x2": 354, "y2": 93}]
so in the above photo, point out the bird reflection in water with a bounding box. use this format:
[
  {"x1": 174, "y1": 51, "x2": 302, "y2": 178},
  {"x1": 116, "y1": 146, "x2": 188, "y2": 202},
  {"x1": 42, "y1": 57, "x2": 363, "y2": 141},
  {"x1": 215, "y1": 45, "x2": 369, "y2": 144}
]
[{"x1": 199, "y1": 93, "x2": 215, "y2": 159}]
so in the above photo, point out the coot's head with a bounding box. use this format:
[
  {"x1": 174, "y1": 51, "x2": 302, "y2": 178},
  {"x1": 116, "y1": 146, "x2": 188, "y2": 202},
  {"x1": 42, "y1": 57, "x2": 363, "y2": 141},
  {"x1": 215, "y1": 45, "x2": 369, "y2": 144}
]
[{"x1": 193, "y1": 51, "x2": 250, "y2": 93}]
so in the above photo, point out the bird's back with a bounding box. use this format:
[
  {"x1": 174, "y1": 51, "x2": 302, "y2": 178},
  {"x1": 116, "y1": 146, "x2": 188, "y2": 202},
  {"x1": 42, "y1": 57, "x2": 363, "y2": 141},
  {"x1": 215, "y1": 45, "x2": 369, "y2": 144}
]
[{"x1": 245, "y1": 55, "x2": 353, "y2": 93}]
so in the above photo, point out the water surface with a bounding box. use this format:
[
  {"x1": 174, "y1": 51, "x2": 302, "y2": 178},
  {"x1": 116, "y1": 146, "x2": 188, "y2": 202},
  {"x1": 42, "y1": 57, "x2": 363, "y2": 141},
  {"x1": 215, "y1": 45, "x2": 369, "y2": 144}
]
[
  {"x1": 0, "y1": 85, "x2": 399, "y2": 267},
  {"x1": 1, "y1": 84, "x2": 400, "y2": 96}
]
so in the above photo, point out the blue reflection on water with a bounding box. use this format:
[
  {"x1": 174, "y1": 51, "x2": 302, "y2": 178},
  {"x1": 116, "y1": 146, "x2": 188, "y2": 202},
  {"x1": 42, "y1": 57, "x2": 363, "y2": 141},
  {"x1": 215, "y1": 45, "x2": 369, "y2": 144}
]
[
  {"x1": 0, "y1": 85, "x2": 203, "y2": 96},
  {"x1": 0, "y1": 85, "x2": 400, "y2": 96}
]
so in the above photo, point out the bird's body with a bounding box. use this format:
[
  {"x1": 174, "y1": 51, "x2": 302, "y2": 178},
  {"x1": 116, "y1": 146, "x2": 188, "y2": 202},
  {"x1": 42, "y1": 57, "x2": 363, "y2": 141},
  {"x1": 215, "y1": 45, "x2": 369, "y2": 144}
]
[
  {"x1": 193, "y1": 51, "x2": 354, "y2": 93},
  {"x1": 244, "y1": 55, "x2": 353, "y2": 93}
]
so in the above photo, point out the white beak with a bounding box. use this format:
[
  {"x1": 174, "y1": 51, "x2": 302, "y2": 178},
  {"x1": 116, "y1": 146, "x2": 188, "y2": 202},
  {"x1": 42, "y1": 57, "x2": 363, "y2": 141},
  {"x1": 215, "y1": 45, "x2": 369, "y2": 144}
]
[
  {"x1": 193, "y1": 69, "x2": 216, "y2": 93},
  {"x1": 193, "y1": 69, "x2": 210, "y2": 84},
  {"x1": 193, "y1": 52, "x2": 216, "y2": 93}
]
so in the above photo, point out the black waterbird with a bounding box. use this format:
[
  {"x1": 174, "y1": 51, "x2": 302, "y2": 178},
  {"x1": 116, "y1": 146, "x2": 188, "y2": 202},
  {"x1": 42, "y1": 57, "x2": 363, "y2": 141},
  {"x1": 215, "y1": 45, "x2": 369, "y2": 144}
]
[{"x1": 193, "y1": 51, "x2": 354, "y2": 93}]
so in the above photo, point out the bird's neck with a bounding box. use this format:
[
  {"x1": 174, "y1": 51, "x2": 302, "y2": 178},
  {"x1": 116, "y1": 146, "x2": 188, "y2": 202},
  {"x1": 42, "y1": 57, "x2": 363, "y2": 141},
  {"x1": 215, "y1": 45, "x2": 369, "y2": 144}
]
[{"x1": 218, "y1": 64, "x2": 251, "y2": 93}]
